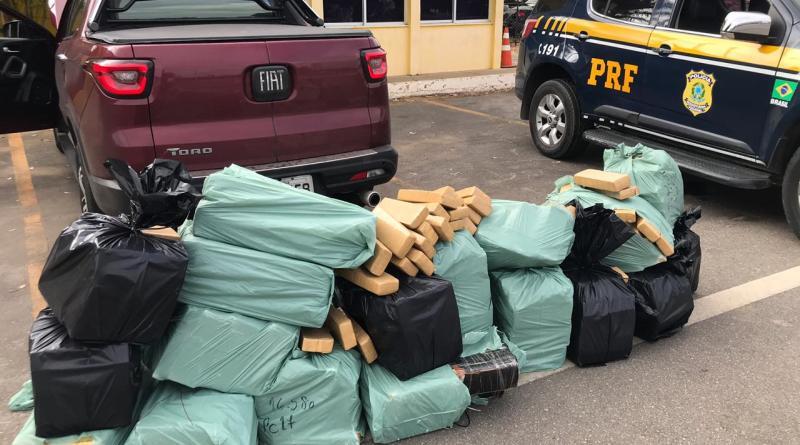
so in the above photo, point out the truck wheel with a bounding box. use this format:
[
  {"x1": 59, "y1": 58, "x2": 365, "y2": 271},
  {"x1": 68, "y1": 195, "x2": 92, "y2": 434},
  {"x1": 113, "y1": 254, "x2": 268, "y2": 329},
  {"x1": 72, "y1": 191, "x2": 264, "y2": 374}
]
[
  {"x1": 77, "y1": 164, "x2": 100, "y2": 214},
  {"x1": 529, "y1": 79, "x2": 584, "y2": 159},
  {"x1": 782, "y1": 148, "x2": 800, "y2": 238}
]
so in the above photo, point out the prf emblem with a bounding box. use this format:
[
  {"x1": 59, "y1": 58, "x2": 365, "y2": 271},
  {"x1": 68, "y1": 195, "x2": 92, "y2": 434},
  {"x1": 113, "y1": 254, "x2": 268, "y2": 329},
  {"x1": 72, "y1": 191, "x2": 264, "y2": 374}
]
[
  {"x1": 587, "y1": 58, "x2": 638, "y2": 93},
  {"x1": 683, "y1": 70, "x2": 715, "y2": 116}
]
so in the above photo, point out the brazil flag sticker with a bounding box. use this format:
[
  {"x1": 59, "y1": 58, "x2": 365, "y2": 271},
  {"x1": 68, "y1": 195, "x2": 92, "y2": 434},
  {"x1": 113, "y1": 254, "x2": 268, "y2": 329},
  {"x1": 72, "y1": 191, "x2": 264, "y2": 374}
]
[{"x1": 771, "y1": 79, "x2": 797, "y2": 108}]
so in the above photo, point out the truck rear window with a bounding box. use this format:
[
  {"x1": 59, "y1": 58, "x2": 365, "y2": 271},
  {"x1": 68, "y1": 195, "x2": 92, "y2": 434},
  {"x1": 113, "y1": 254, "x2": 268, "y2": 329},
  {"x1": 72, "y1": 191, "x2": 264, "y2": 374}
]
[{"x1": 101, "y1": 0, "x2": 283, "y2": 22}]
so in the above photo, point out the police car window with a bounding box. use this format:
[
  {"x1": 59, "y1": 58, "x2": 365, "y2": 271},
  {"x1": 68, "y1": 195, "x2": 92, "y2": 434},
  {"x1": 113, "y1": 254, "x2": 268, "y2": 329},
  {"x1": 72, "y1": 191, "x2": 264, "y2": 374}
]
[
  {"x1": 674, "y1": 0, "x2": 772, "y2": 35},
  {"x1": 592, "y1": 0, "x2": 656, "y2": 25},
  {"x1": 532, "y1": 0, "x2": 570, "y2": 12}
]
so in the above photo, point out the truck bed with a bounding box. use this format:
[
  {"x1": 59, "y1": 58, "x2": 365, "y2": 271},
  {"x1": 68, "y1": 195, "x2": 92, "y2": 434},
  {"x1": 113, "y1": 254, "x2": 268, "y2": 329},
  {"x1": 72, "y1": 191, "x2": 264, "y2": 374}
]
[{"x1": 89, "y1": 23, "x2": 373, "y2": 44}]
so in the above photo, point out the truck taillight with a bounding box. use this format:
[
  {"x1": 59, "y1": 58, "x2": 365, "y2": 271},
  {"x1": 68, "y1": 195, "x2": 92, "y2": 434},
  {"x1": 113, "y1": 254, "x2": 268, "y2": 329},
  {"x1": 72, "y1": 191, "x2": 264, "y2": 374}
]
[
  {"x1": 522, "y1": 18, "x2": 539, "y2": 40},
  {"x1": 87, "y1": 59, "x2": 153, "y2": 98},
  {"x1": 362, "y1": 48, "x2": 387, "y2": 81}
]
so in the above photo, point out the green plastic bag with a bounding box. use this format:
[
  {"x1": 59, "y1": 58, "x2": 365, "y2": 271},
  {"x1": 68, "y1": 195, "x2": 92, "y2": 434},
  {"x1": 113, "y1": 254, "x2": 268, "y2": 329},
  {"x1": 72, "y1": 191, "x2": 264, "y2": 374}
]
[
  {"x1": 126, "y1": 383, "x2": 257, "y2": 445},
  {"x1": 192, "y1": 165, "x2": 376, "y2": 269},
  {"x1": 8, "y1": 380, "x2": 33, "y2": 412},
  {"x1": 603, "y1": 144, "x2": 684, "y2": 226},
  {"x1": 361, "y1": 363, "x2": 471, "y2": 444},
  {"x1": 474, "y1": 200, "x2": 575, "y2": 270},
  {"x1": 433, "y1": 231, "x2": 493, "y2": 336},
  {"x1": 13, "y1": 412, "x2": 129, "y2": 445},
  {"x1": 547, "y1": 176, "x2": 674, "y2": 272},
  {"x1": 152, "y1": 305, "x2": 298, "y2": 396},
  {"x1": 490, "y1": 267, "x2": 573, "y2": 372},
  {"x1": 254, "y1": 347, "x2": 362, "y2": 445},
  {"x1": 461, "y1": 326, "x2": 504, "y2": 358},
  {"x1": 178, "y1": 222, "x2": 334, "y2": 327}
]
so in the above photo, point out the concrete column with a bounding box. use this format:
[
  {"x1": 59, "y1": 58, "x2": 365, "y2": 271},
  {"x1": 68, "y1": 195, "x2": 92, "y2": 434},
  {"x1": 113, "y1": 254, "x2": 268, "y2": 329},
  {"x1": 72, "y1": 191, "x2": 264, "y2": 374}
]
[
  {"x1": 490, "y1": 0, "x2": 504, "y2": 69},
  {"x1": 408, "y1": 0, "x2": 422, "y2": 75}
]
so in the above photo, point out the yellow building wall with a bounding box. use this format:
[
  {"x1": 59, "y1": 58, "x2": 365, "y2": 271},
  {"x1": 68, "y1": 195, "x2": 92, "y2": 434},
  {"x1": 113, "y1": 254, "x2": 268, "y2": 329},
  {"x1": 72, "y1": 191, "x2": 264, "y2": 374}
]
[
  {"x1": 417, "y1": 24, "x2": 497, "y2": 74},
  {"x1": 308, "y1": 0, "x2": 504, "y2": 76}
]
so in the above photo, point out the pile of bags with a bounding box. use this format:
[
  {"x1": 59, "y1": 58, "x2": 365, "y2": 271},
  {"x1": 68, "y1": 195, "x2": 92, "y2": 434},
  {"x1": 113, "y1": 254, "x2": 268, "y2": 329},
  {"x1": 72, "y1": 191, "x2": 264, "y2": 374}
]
[
  {"x1": 21, "y1": 159, "x2": 197, "y2": 440},
  {"x1": 11, "y1": 143, "x2": 703, "y2": 444},
  {"x1": 548, "y1": 144, "x2": 700, "y2": 366},
  {"x1": 475, "y1": 201, "x2": 576, "y2": 372}
]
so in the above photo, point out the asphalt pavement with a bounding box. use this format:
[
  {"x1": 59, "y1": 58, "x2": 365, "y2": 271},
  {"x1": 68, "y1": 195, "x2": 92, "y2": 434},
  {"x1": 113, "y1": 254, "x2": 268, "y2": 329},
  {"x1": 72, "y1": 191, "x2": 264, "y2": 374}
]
[{"x1": 1, "y1": 91, "x2": 799, "y2": 443}]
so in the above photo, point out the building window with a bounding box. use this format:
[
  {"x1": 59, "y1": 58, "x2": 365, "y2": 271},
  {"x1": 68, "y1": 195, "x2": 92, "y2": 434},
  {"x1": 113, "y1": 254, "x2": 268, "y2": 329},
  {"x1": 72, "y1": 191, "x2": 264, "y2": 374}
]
[
  {"x1": 421, "y1": 0, "x2": 490, "y2": 22},
  {"x1": 325, "y1": 0, "x2": 405, "y2": 24}
]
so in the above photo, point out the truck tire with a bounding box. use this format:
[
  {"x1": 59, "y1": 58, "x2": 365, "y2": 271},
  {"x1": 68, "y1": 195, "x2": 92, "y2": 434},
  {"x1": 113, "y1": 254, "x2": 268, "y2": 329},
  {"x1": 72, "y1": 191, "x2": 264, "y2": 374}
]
[
  {"x1": 782, "y1": 148, "x2": 800, "y2": 238},
  {"x1": 528, "y1": 79, "x2": 584, "y2": 159}
]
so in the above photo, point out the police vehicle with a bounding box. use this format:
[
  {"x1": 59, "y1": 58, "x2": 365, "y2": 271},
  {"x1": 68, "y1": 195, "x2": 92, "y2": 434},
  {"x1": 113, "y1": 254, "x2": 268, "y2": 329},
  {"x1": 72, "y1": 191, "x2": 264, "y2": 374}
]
[{"x1": 515, "y1": 0, "x2": 800, "y2": 237}]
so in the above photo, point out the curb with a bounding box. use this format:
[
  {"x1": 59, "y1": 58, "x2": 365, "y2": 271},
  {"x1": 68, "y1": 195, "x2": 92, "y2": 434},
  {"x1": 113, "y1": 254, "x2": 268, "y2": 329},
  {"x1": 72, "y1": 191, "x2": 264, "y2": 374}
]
[{"x1": 389, "y1": 72, "x2": 516, "y2": 99}]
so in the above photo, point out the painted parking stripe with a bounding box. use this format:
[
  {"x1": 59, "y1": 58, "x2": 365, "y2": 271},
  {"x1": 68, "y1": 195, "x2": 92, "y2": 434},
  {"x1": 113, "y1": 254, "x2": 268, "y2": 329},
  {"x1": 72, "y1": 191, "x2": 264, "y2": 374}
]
[
  {"x1": 519, "y1": 264, "x2": 800, "y2": 386},
  {"x1": 8, "y1": 133, "x2": 48, "y2": 318},
  {"x1": 420, "y1": 99, "x2": 528, "y2": 128}
]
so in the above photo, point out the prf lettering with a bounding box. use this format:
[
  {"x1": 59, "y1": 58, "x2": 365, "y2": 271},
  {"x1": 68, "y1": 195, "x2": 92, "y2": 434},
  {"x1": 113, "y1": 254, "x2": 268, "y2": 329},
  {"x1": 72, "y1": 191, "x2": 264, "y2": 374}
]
[{"x1": 587, "y1": 58, "x2": 638, "y2": 93}]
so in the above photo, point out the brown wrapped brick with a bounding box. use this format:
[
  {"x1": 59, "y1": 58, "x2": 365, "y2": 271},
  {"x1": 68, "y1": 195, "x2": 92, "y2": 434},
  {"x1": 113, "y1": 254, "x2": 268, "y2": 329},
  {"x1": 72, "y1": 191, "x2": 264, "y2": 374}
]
[
  {"x1": 373, "y1": 206, "x2": 415, "y2": 258},
  {"x1": 391, "y1": 256, "x2": 419, "y2": 277},
  {"x1": 635, "y1": 217, "x2": 662, "y2": 243},
  {"x1": 426, "y1": 215, "x2": 455, "y2": 241},
  {"x1": 463, "y1": 218, "x2": 478, "y2": 235},
  {"x1": 325, "y1": 307, "x2": 357, "y2": 350},
  {"x1": 407, "y1": 248, "x2": 436, "y2": 276},
  {"x1": 376, "y1": 198, "x2": 428, "y2": 229},
  {"x1": 614, "y1": 208, "x2": 637, "y2": 224},
  {"x1": 449, "y1": 206, "x2": 470, "y2": 221},
  {"x1": 300, "y1": 328, "x2": 334, "y2": 354},
  {"x1": 574, "y1": 169, "x2": 631, "y2": 192},
  {"x1": 363, "y1": 241, "x2": 392, "y2": 276},
  {"x1": 353, "y1": 321, "x2": 378, "y2": 364},
  {"x1": 466, "y1": 207, "x2": 482, "y2": 225},
  {"x1": 336, "y1": 268, "x2": 399, "y2": 296},
  {"x1": 602, "y1": 186, "x2": 640, "y2": 200},
  {"x1": 417, "y1": 220, "x2": 439, "y2": 244},
  {"x1": 656, "y1": 237, "x2": 675, "y2": 257},
  {"x1": 411, "y1": 231, "x2": 436, "y2": 258},
  {"x1": 450, "y1": 218, "x2": 466, "y2": 231},
  {"x1": 424, "y1": 202, "x2": 450, "y2": 220}
]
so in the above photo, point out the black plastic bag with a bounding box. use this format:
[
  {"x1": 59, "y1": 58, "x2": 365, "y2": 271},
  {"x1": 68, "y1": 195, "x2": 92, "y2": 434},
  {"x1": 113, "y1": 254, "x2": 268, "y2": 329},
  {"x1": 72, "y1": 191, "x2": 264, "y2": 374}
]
[
  {"x1": 451, "y1": 348, "x2": 518, "y2": 396},
  {"x1": 38, "y1": 213, "x2": 188, "y2": 343},
  {"x1": 337, "y1": 275, "x2": 463, "y2": 381},
  {"x1": 30, "y1": 309, "x2": 142, "y2": 438},
  {"x1": 671, "y1": 207, "x2": 702, "y2": 292},
  {"x1": 562, "y1": 203, "x2": 637, "y2": 367},
  {"x1": 106, "y1": 158, "x2": 200, "y2": 229},
  {"x1": 629, "y1": 262, "x2": 694, "y2": 341}
]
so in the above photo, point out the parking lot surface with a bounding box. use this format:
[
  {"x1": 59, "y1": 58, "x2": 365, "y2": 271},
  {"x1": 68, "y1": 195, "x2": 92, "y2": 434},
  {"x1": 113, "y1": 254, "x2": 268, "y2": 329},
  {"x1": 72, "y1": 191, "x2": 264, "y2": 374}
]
[{"x1": 1, "y1": 91, "x2": 799, "y2": 443}]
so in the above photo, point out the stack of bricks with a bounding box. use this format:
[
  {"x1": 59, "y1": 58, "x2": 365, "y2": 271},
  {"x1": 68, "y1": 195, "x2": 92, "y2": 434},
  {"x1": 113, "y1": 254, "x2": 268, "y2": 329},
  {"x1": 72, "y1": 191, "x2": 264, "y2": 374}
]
[
  {"x1": 335, "y1": 186, "x2": 493, "y2": 297},
  {"x1": 573, "y1": 169, "x2": 674, "y2": 257},
  {"x1": 299, "y1": 306, "x2": 378, "y2": 363}
]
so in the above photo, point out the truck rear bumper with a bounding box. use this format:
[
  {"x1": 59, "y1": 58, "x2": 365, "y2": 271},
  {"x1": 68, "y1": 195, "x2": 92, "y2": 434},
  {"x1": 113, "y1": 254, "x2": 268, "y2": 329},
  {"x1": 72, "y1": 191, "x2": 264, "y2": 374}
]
[{"x1": 89, "y1": 145, "x2": 398, "y2": 216}]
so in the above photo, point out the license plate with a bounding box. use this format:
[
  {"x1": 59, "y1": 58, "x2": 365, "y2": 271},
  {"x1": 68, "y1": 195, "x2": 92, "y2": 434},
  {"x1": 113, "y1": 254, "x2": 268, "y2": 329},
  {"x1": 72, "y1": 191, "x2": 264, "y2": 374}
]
[
  {"x1": 252, "y1": 66, "x2": 292, "y2": 102},
  {"x1": 281, "y1": 175, "x2": 314, "y2": 192}
]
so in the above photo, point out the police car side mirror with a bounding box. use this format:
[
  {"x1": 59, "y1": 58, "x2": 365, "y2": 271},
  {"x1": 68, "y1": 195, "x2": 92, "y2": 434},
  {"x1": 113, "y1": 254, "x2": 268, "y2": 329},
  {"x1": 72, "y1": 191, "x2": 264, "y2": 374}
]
[{"x1": 721, "y1": 11, "x2": 771, "y2": 43}]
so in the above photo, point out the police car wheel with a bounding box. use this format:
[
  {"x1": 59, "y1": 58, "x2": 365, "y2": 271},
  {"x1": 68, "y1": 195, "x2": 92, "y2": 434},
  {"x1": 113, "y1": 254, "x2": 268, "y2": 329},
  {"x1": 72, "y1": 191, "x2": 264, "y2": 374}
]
[
  {"x1": 782, "y1": 148, "x2": 800, "y2": 238},
  {"x1": 529, "y1": 79, "x2": 583, "y2": 159}
]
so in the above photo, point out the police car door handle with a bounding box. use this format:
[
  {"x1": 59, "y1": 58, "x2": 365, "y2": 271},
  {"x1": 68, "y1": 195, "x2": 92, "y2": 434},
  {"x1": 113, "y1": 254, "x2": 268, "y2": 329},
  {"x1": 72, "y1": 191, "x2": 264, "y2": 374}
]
[
  {"x1": 578, "y1": 31, "x2": 590, "y2": 41},
  {"x1": 657, "y1": 44, "x2": 673, "y2": 56}
]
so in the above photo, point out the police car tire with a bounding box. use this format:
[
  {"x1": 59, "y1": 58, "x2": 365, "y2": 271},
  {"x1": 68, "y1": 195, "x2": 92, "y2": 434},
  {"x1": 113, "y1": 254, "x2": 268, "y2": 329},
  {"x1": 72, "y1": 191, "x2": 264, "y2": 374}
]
[
  {"x1": 529, "y1": 79, "x2": 583, "y2": 159},
  {"x1": 782, "y1": 149, "x2": 800, "y2": 238}
]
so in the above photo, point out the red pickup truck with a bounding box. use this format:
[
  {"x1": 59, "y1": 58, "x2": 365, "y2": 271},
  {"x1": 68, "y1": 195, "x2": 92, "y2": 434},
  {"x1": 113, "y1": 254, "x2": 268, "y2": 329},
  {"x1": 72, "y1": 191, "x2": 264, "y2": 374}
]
[{"x1": 0, "y1": 0, "x2": 397, "y2": 213}]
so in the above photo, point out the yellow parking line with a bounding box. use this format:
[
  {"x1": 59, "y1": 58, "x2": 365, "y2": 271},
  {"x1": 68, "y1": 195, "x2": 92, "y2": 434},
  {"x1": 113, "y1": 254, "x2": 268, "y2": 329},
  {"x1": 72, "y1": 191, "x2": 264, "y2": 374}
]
[
  {"x1": 9, "y1": 133, "x2": 48, "y2": 318},
  {"x1": 518, "y1": 264, "x2": 800, "y2": 386},
  {"x1": 420, "y1": 98, "x2": 529, "y2": 128}
]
